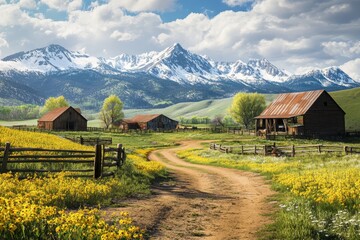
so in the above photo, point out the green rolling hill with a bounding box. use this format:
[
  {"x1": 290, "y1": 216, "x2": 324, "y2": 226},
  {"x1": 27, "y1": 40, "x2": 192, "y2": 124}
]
[
  {"x1": 1, "y1": 88, "x2": 359, "y2": 130},
  {"x1": 124, "y1": 89, "x2": 360, "y2": 131},
  {"x1": 123, "y1": 94, "x2": 277, "y2": 119},
  {"x1": 330, "y1": 87, "x2": 360, "y2": 131}
]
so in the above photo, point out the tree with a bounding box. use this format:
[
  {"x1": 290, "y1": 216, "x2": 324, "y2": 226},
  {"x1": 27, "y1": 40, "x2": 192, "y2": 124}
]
[
  {"x1": 211, "y1": 115, "x2": 225, "y2": 127},
  {"x1": 229, "y1": 93, "x2": 266, "y2": 129},
  {"x1": 100, "y1": 95, "x2": 124, "y2": 129},
  {"x1": 41, "y1": 96, "x2": 69, "y2": 115}
]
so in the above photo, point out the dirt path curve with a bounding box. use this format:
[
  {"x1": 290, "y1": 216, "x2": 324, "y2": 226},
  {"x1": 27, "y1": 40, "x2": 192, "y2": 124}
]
[{"x1": 113, "y1": 140, "x2": 275, "y2": 240}]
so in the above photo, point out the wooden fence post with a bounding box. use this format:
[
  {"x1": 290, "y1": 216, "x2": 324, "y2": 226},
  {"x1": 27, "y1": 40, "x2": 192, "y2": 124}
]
[
  {"x1": 80, "y1": 136, "x2": 84, "y2": 145},
  {"x1": 116, "y1": 144, "x2": 122, "y2": 167},
  {"x1": 94, "y1": 144, "x2": 102, "y2": 179},
  {"x1": 1, "y1": 142, "x2": 11, "y2": 173},
  {"x1": 241, "y1": 145, "x2": 244, "y2": 154},
  {"x1": 263, "y1": 145, "x2": 266, "y2": 156},
  {"x1": 318, "y1": 145, "x2": 322, "y2": 153},
  {"x1": 254, "y1": 145, "x2": 257, "y2": 154},
  {"x1": 344, "y1": 146, "x2": 348, "y2": 155},
  {"x1": 292, "y1": 145, "x2": 295, "y2": 157},
  {"x1": 122, "y1": 147, "x2": 126, "y2": 164}
]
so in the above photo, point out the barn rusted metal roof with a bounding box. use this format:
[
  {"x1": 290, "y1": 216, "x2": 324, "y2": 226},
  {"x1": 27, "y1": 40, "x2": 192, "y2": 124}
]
[
  {"x1": 255, "y1": 90, "x2": 325, "y2": 119},
  {"x1": 38, "y1": 106, "x2": 86, "y2": 122},
  {"x1": 128, "y1": 114, "x2": 162, "y2": 123},
  {"x1": 38, "y1": 107, "x2": 70, "y2": 122}
]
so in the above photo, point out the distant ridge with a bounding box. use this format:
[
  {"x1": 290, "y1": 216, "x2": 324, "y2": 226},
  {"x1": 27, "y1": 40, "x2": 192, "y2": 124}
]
[{"x1": 0, "y1": 43, "x2": 359, "y2": 109}]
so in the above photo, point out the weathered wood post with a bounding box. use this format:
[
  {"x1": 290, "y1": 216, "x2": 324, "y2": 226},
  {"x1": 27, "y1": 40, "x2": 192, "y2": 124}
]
[
  {"x1": 292, "y1": 145, "x2": 295, "y2": 157},
  {"x1": 101, "y1": 145, "x2": 105, "y2": 177},
  {"x1": 80, "y1": 136, "x2": 84, "y2": 145},
  {"x1": 116, "y1": 144, "x2": 122, "y2": 167},
  {"x1": 344, "y1": 146, "x2": 348, "y2": 155},
  {"x1": 254, "y1": 145, "x2": 257, "y2": 154},
  {"x1": 318, "y1": 145, "x2": 322, "y2": 154},
  {"x1": 1, "y1": 142, "x2": 11, "y2": 173},
  {"x1": 263, "y1": 145, "x2": 267, "y2": 156},
  {"x1": 122, "y1": 147, "x2": 126, "y2": 164},
  {"x1": 241, "y1": 145, "x2": 244, "y2": 154},
  {"x1": 94, "y1": 144, "x2": 102, "y2": 179}
]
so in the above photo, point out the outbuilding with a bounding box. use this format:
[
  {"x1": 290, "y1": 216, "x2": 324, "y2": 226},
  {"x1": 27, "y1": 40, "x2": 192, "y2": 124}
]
[
  {"x1": 120, "y1": 114, "x2": 178, "y2": 131},
  {"x1": 255, "y1": 90, "x2": 345, "y2": 136},
  {"x1": 38, "y1": 106, "x2": 87, "y2": 131}
]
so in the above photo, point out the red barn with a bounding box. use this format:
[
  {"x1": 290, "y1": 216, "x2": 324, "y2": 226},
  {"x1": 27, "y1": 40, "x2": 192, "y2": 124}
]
[{"x1": 38, "y1": 106, "x2": 87, "y2": 131}]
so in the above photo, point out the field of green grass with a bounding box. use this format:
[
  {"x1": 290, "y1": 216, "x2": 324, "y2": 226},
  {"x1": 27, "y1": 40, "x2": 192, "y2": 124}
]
[
  {"x1": 123, "y1": 94, "x2": 277, "y2": 120},
  {"x1": 176, "y1": 134, "x2": 360, "y2": 239},
  {"x1": 2, "y1": 125, "x2": 360, "y2": 239},
  {"x1": 330, "y1": 87, "x2": 360, "y2": 131}
]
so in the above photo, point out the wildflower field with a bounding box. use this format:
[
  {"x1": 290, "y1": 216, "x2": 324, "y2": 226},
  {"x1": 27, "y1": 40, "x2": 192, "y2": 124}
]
[
  {"x1": 177, "y1": 139, "x2": 360, "y2": 240},
  {"x1": 2, "y1": 125, "x2": 360, "y2": 239},
  {"x1": 0, "y1": 127, "x2": 167, "y2": 239}
]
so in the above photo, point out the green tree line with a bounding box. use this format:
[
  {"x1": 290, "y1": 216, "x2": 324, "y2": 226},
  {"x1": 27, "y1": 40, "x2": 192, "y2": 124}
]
[{"x1": 0, "y1": 105, "x2": 41, "y2": 121}]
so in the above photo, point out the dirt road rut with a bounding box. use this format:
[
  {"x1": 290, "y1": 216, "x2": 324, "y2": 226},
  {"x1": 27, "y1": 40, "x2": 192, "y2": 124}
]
[{"x1": 114, "y1": 141, "x2": 275, "y2": 240}]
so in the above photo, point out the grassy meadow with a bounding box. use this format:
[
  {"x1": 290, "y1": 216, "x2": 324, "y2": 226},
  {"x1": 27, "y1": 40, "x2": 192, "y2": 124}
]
[
  {"x1": 0, "y1": 127, "x2": 168, "y2": 239},
  {"x1": 177, "y1": 136, "x2": 360, "y2": 240},
  {"x1": 1, "y1": 126, "x2": 360, "y2": 239},
  {"x1": 1, "y1": 85, "x2": 360, "y2": 239},
  {"x1": 330, "y1": 87, "x2": 360, "y2": 131}
]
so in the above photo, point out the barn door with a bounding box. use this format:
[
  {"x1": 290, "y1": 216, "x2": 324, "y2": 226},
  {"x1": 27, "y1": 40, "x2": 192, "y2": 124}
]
[{"x1": 68, "y1": 121, "x2": 75, "y2": 130}]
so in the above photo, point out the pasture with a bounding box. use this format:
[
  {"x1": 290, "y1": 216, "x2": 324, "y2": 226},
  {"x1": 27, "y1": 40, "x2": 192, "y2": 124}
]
[{"x1": 1, "y1": 126, "x2": 360, "y2": 239}]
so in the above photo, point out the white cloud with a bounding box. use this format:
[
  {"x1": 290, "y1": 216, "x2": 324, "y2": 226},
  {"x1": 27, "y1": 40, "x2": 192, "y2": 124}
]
[
  {"x1": 110, "y1": 0, "x2": 176, "y2": 12},
  {"x1": 0, "y1": 34, "x2": 9, "y2": 48},
  {"x1": 222, "y1": 0, "x2": 254, "y2": 7},
  {"x1": 19, "y1": 0, "x2": 37, "y2": 9},
  {"x1": 340, "y1": 59, "x2": 360, "y2": 82},
  {"x1": 40, "y1": 0, "x2": 82, "y2": 12},
  {"x1": 110, "y1": 30, "x2": 137, "y2": 41},
  {"x1": 322, "y1": 41, "x2": 360, "y2": 58},
  {"x1": 0, "y1": 0, "x2": 359, "y2": 75}
]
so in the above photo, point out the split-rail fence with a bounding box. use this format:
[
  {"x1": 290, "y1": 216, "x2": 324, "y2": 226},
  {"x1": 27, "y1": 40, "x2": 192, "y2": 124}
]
[
  {"x1": 0, "y1": 143, "x2": 126, "y2": 179},
  {"x1": 210, "y1": 143, "x2": 360, "y2": 157},
  {"x1": 64, "y1": 136, "x2": 112, "y2": 146}
]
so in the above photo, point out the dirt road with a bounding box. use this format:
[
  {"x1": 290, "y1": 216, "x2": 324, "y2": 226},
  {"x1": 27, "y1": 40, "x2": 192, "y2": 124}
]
[{"x1": 113, "y1": 141, "x2": 275, "y2": 239}]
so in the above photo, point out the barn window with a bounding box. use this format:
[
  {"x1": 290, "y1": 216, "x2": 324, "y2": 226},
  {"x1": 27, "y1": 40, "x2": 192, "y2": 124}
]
[{"x1": 324, "y1": 101, "x2": 328, "y2": 106}]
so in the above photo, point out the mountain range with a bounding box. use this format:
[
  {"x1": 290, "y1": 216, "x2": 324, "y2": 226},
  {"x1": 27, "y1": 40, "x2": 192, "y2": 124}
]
[{"x1": 0, "y1": 43, "x2": 359, "y2": 110}]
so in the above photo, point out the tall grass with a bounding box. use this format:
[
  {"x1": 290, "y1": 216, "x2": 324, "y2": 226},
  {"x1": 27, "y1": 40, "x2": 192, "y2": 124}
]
[{"x1": 177, "y1": 139, "x2": 360, "y2": 239}]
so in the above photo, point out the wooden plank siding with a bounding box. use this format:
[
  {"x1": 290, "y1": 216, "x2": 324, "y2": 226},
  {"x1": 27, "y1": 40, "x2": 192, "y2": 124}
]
[
  {"x1": 38, "y1": 107, "x2": 87, "y2": 131},
  {"x1": 120, "y1": 114, "x2": 178, "y2": 131},
  {"x1": 255, "y1": 90, "x2": 345, "y2": 137},
  {"x1": 303, "y1": 92, "x2": 345, "y2": 135}
]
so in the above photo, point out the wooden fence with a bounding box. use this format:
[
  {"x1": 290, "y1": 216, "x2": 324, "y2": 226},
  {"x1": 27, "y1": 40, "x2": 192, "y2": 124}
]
[
  {"x1": 0, "y1": 143, "x2": 126, "y2": 178},
  {"x1": 64, "y1": 136, "x2": 112, "y2": 146},
  {"x1": 226, "y1": 128, "x2": 256, "y2": 135},
  {"x1": 210, "y1": 143, "x2": 360, "y2": 157}
]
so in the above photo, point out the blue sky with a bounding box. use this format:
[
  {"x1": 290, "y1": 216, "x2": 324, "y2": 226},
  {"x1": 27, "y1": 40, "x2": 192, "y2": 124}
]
[
  {"x1": 158, "y1": 0, "x2": 252, "y2": 22},
  {"x1": 0, "y1": 0, "x2": 359, "y2": 79}
]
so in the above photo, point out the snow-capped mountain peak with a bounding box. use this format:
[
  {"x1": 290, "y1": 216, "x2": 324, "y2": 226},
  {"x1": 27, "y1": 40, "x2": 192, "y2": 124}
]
[
  {"x1": 247, "y1": 58, "x2": 289, "y2": 82},
  {"x1": 0, "y1": 43, "x2": 358, "y2": 91},
  {"x1": 321, "y1": 66, "x2": 356, "y2": 85},
  {"x1": 1, "y1": 44, "x2": 108, "y2": 73}
]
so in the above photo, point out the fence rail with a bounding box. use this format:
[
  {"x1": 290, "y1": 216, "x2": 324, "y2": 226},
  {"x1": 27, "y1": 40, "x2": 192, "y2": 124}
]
[
  {"x1": 0, "y1": 143, "x2": 126, "y2": 178},
  {"x1": 210, "y1": 143, "x2": 360, "y2": 157},
  {"x1": 64, "y1": 136, "x2": 112, "y2": 146}
]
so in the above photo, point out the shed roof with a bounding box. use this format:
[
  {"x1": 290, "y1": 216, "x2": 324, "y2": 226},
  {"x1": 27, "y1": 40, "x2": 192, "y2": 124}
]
[
  {"x1": 128, "y1": 114, "x2": 161, "y2": 123},
  {"x1": 38, "y1": 106, "x2": 86, "y2": 122},
  {"x1": 255, "y1": 90, "x2": 326, "y2": 119}
]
